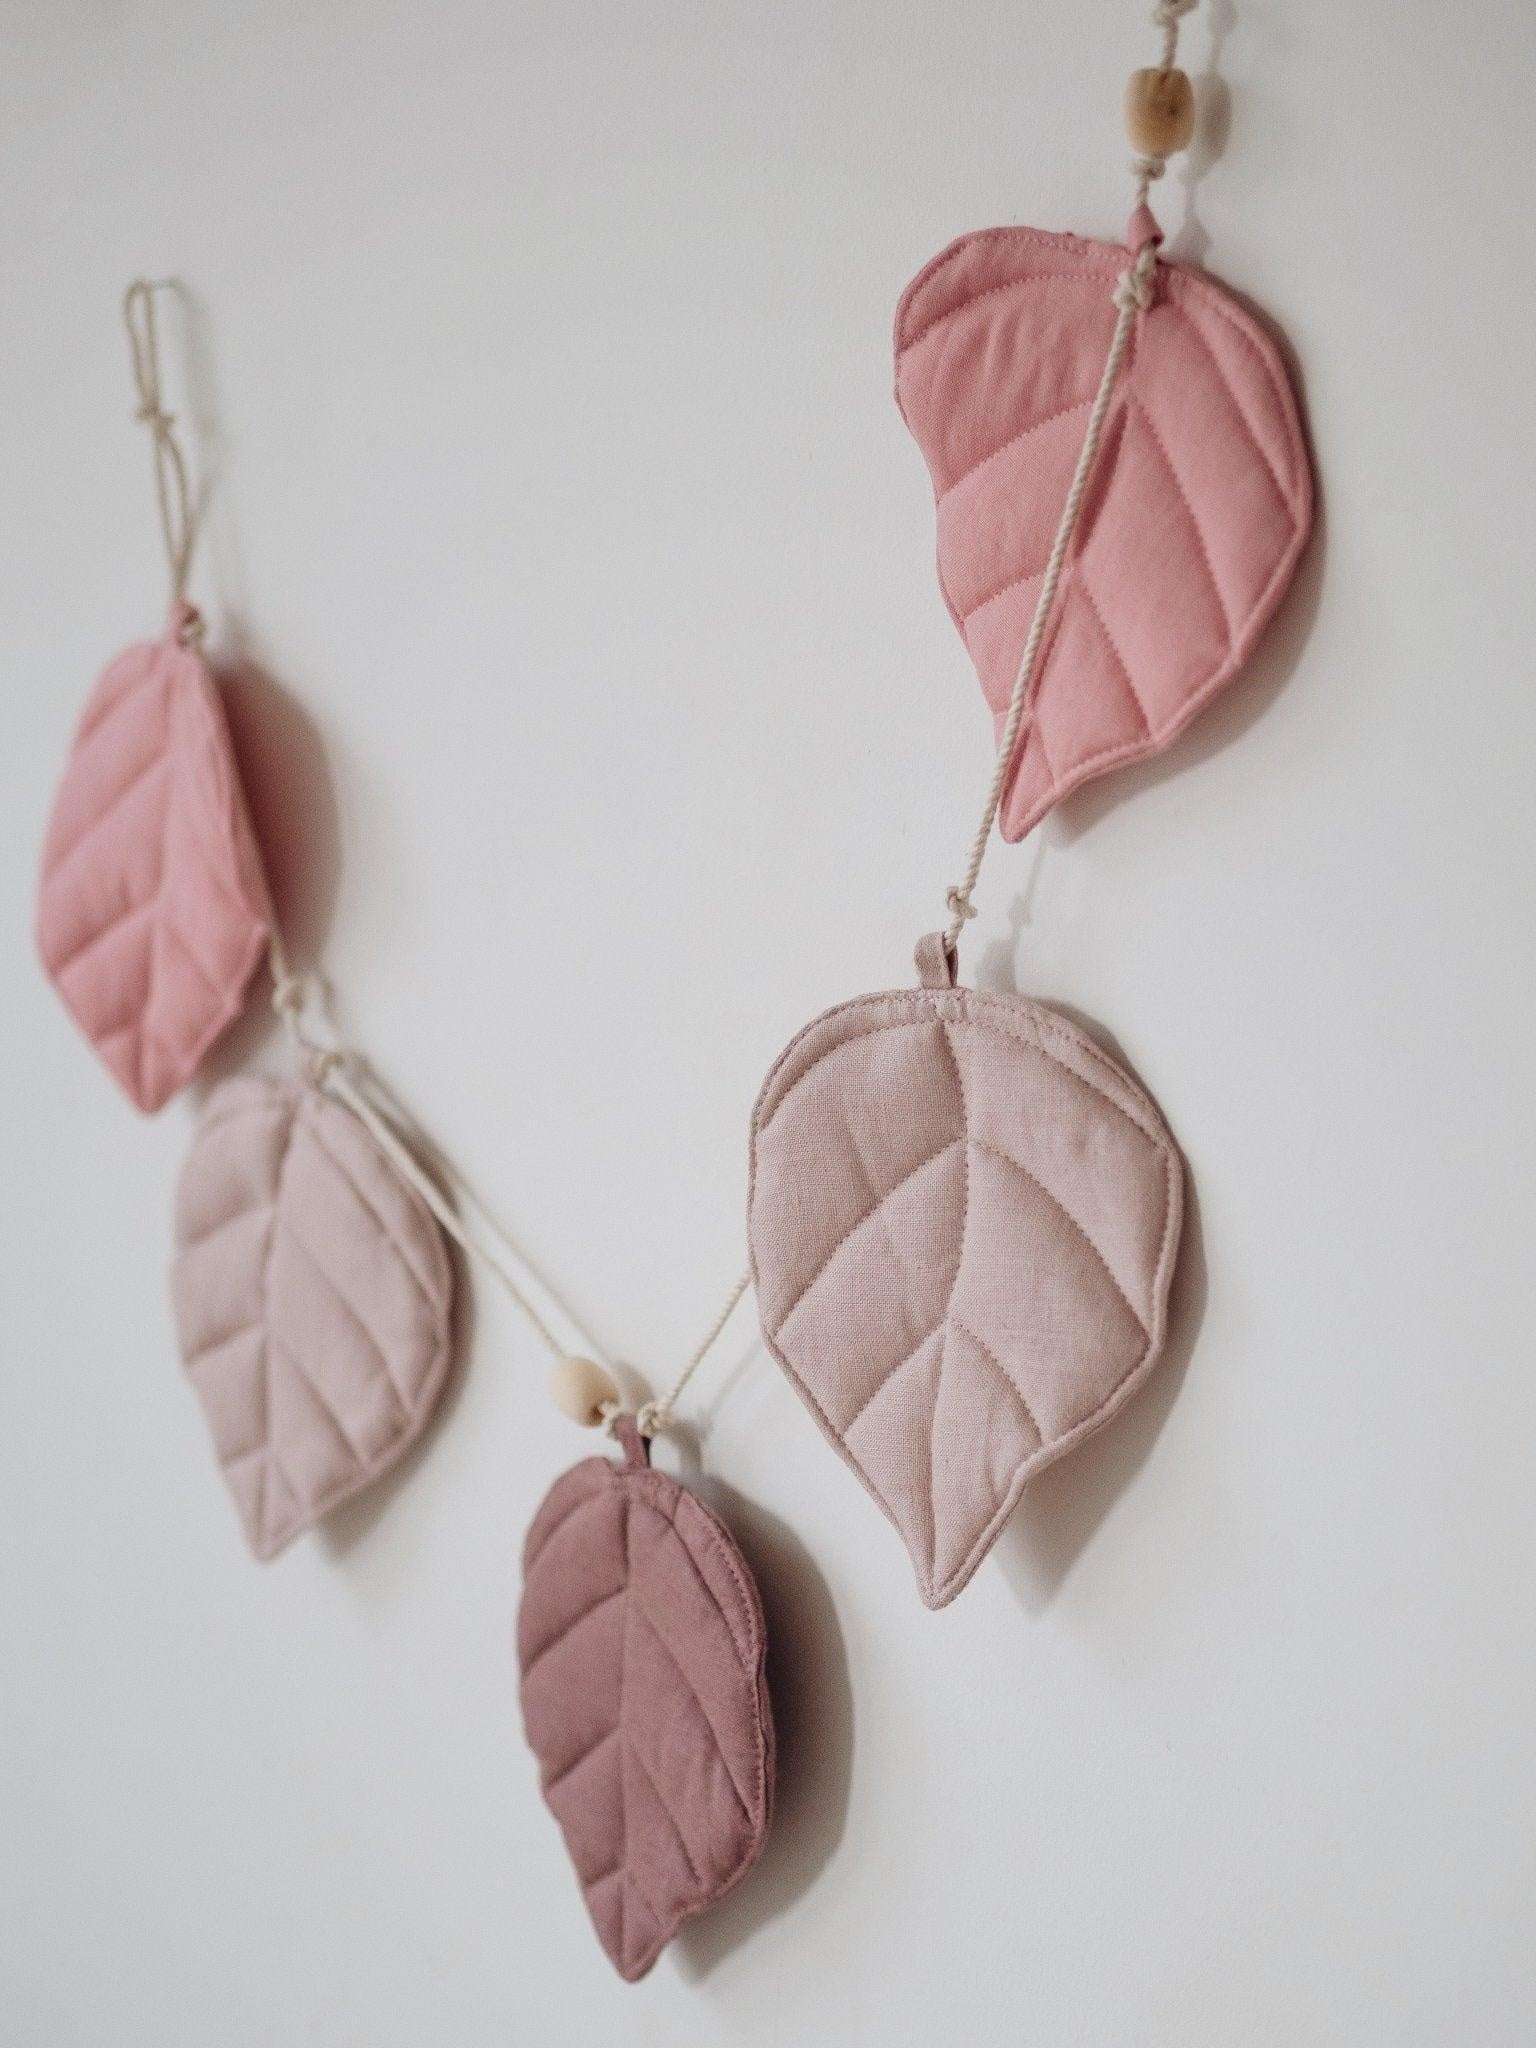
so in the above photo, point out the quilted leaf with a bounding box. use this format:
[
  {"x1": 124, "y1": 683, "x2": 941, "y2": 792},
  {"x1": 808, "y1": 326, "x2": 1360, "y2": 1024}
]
[
  {"x1": 749, "y1": 951, "x2": 1184, "y2": 1607},
  {"x1": 518, "y1": 1417, "x2": 774, "y2": 1982},
  {"x1": 896, "y1": 224, "x2": 1313, "y2": 841},
  {"x1": 36, "y1": 611, "x2": 271, "y2": 1111},
  {"x1": 170, "y1": 1076, "x2": 455, "y2": 1560}
]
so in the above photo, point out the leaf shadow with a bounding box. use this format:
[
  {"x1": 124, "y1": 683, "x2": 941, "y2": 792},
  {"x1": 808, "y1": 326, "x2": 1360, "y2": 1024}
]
[
  {"x1": 1164, "y1": 0, "x2": 1238, "y2": 272},
  {"x1": 660, "y1": 1473, "x2": 854, "y2": 1982},
  {"x1": 218, "y1": 649, "x2": 342, "y2": 974},
  {"x1": 190, "y1": 639, "x2": 346, "y2": 1093}
]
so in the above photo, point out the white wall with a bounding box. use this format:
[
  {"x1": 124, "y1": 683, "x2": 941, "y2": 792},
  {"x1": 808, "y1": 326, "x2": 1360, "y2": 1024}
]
[{"x1": 4, "y1": 2, "x2": 1535, "y2": 2042}]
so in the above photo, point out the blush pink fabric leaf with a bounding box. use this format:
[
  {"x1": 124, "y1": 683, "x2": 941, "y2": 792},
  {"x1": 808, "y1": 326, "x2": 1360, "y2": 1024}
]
[
  {"x1": 36, "y1": 613, "x2": 271, "y2": 1112},
  {"x1": 518, "y1": 1419, "x2": 774, "y2": 1982},
  {"x1": 895, "y1": 225, "x2": 1313, "y2": 841},
  {"x1": 749, "y1": 948, "x2": 1184, "y2": 1607},
  {"x1": 170, "y1": 1076, "x2": 455, "y2": 1561}
]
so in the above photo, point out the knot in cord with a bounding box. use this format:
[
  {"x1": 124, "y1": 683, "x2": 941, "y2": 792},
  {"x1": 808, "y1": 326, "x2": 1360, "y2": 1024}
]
[
  {"x1": 1150, "y1": 0, "x2": 1197, "y2": 70},
  {"x1": 945, "y1": 886, "x2": 979, "y2": 925},
  {"x1": 270, "y1": 967, "x2": 345, "y2": 1086},
  {"x1": 628, "y1": 1268, "x2": 750, "y2": 1442},
  {"x1": 1129, "y1": 151, "x2": 1168, "y2": 210},
  {"x1": 1113, "y1": 242, "x2": 1159, "y2": 315},
  {"x1": 271, "y1": 975, "x2": 307, "y2": 1020}
]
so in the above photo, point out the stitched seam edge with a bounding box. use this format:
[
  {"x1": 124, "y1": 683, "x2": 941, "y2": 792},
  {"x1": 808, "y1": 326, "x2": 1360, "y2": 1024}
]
[
  {"x1": 753, "y1": 994, "x2": 1166, "y2": 1149},
  {"x1": 899, "y1": 264, "x2": 1119, "y2": 356},
  {"x1": 970, "y1": 1137, "x2": 1148, "y2": 1337},
  {"x1": 750, "y1": 1137, "x2": 1182, "y2": 1608},
  {"x1": 894, "y1": 225, "x2": 1117, "y2": 335},
  {"x1": 273, "y1": 1219, "x2": 412, "y2": 1421},
  {"x1": 1172, "y1": 297, "x2": 1295, "y2": 512},
  {"x1": 520, "y1": 1582, "x2": 626, "y2": 1686},
  {"x1": 614, "y1": 1472, "x2": 770, "y2": 1824},
  {"x1": 1124, "y1": 391, "x2": 1233, "y2": 641},
  {"x1": 269, "y1": 1329, "x2": 376, "y2": 1467},
  {"x1": 839, "y1": 1314, "x2": 947, "y2": 1437},
  {"x1": 627, "y1": 1596, "x2": 753, "y2": 1824},
  {"x1": 936, "y1": 392, "x2": 1096, "y2": 506},
  {"x1": 302, "y1": 1100, "x2": 448, "y2": 1311},
  {"x1": 771, "y1": 1131, "x2": 964, "y2": 1334},
  {"x1": 541, "y1": 1721, "x2": 619, "y2": 1799},
  {"x1": 948, "y1": 1313, "x2": 1045, "y2": 1446},
  {"x1": 999, "y1": 494, "x2": 1310, "y2": 839},
  {"x1": 1074, "y1": 572, "x2": 1153, "y2": 738},
  {"x1": 624, "y1": 1733, "x2": 706, "y2": 1897},
  {"x1": 226, "y1": 1091, "x2": 453, "y2": 1556}
]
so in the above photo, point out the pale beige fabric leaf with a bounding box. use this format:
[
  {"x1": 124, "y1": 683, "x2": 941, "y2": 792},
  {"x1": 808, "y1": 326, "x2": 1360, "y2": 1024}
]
[
  {"x1": 748, "y1": 974, "x2": 1183, "y2": 1607},
  {"x1": 170, "y1": 1076, "x2": 455, "y2": 1559}
]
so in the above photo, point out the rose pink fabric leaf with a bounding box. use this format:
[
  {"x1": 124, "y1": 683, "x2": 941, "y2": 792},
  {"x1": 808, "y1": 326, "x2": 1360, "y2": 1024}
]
[
  {"x1": 895, "y1": 225, "x2": 1313, "y2": 841},
  {"x1": 748, "y1": 943, "x2": 1184, "y2": 1608},
  {"x1": 170, "y1": 1076, "x2": 454, "y2": 1561},
  {"x1": 518, "y1": 1418, "x2": 774, "y2": 1982},
  {"x1": 36, "y1": 612, "x2": 271, "y2": 1112}
]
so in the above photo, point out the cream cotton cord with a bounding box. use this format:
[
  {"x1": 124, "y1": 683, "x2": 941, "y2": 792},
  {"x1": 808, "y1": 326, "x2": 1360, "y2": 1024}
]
[
  {"x1": 941, "y1": 0, "x2": 1197, "y2": 957},
  {"x1": 125, "y1": 0, "x2": 1197, "y2": 1429},
  {"x1": 126, "y1": 281, "x2": 751, "y2": 1440},
  {"x1": 123, "y1": 280, "x2": 199, "y2": 627}
]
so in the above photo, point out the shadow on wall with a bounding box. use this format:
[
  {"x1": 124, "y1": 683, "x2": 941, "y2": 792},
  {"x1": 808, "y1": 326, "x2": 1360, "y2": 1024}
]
[
  {"x1": 219, "y1": 653, "x2": 342, "y2": 974},
  {"x1": 184, "y1": 643, "x2": 344, "y2": 1093},
  {"x1": 1166, "y1": 0, "x2": 1238, "y2": 271}
]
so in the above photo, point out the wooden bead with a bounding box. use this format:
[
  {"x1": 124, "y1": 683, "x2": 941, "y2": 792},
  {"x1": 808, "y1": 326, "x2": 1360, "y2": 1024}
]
[
  {"x1": 549, "y1": 1355, "x2": 621, "y2": 1426},
  {"x1": 1124, "y1": 67, "x2": 1196, "y2": 157}
]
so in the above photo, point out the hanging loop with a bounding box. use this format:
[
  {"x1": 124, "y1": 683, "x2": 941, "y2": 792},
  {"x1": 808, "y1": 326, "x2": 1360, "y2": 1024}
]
[
  {"x1": 122, "y1": 279, "x2": 198, "y2": 612},
  {"x1": 915, "y1": 932, "x2": 959, "y2": 990}
]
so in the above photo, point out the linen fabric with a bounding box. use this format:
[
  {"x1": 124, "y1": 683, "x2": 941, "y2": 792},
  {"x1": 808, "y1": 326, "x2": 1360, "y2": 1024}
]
[
  {"x1": 171, "y1": 1075, "x2": 455, "y2": 1560},
  {"x1": 749, "y1": 941, "x2": 1184, "y2": 1607},
  {"x1": 895, "y1": 223, "x2": 1313, "y2": 841},
  {"x1": 518, "y1": 1418, "x2": 775, "y2": 1981},
  {"x1": 37, "y1": 608, "x2": 270, "y2": 1111}
]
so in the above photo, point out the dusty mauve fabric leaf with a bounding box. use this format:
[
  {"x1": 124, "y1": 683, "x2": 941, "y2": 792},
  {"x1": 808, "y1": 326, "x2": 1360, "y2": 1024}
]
[
  {"x1": 749, "y1": 953, "x2": 1184, "y2": 1607},
  {"x1": 36, "y1": 611, "x2": 270, "y2": 1112},
  {"x1": 170, "y1": 1076, "x2": 454, "y2": 1560},
  {"x1": 518, "y1": 1418, "x2": 774, "y2": 1982},
  {"x1": 895, "y1": 224, "x2": 1312, "y2": 842}
]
